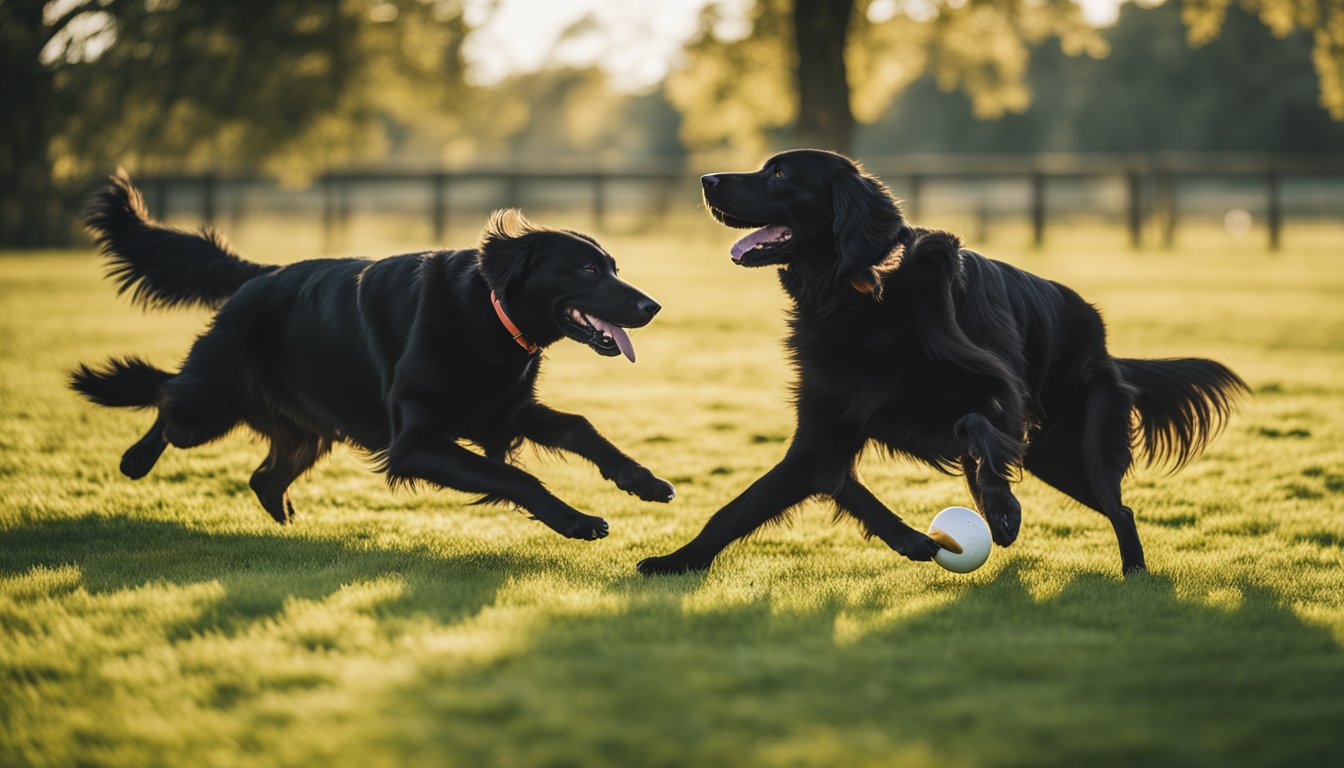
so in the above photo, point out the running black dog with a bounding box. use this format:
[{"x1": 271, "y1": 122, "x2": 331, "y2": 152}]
[
  {"x1": 639, "y1": 149, "x2": 1245, "y2": 576},
  {"x1": 73, "y1": 172, "x2": 674, "y2": 539}
]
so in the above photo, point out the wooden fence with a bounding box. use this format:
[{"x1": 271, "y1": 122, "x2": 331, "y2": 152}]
[
  {"x1": 869, "y1": 152, "x2": 1344, "y2": 251},
  {"x1": 133, "y1": 153, "x2": 1344, "y2": 252}
]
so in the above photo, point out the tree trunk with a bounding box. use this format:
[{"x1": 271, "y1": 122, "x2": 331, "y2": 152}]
[
  {"x1": 0, "y1": 0, "x2": 64, "y2": 248},
  {"x1": 793, "y1": 0, "x2": 855, "y2": 155}
]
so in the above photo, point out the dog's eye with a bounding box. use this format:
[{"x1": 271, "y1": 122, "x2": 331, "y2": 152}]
[
  {"x1": 582, "y1": 264, "x2": 597, "y2": 274},
  {"x1": 774, "y1": 167, "x2": 784, "y2": 178}
]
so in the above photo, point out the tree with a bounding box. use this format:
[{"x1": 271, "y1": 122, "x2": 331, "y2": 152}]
[
  {"x1": 1, "y1": 0, "x2": 65, "y2": 247},
  {"x1": 665, "y1": 0, "x2": 797, "y2": 158},
  {"x1": 1182, "y1": 0, "x2": 1344, "y2": 120},
  {"x1": 858, "y1": 0, "x2": 1344, "y2": 153},
  {"x1": 666, "y1": 0, "x2": 1344, "y2": 157},
  {"x1": 0, "y1": 0, "x2": 470, "y2": 248},
  {"x1": 794, "y1": 0, "x2": 856, "y2": 151},
  {"x1": 495, "y1": 66, "x2": 685, "y2": 163},
  {"x1": 667, "y1": 0, "x2": 1104, "y2": 156}
]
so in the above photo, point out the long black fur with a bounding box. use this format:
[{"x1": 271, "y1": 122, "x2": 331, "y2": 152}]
[
  {"x1": 70, "y1": 356, "x2": 172, "y2": 408},
  {"x1": 74, "y1": 173, "x2": 675, "y2": 536},
  {"x1": 86, "y1": 169, "x2": 278, "y2": 310},
  {"x1": 1115, "y1": 357, "x2": 1245, "y2": 471},
  {"x1": 639, "y1": 149, "x2": 1247, "y2": 577}
]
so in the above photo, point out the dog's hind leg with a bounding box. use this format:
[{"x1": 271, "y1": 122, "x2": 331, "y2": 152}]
[
  {"x1": 1024, "y1": 367, "x2": 1145, "y2": 574},
  {"x1": 157, "y1": 316, "x2": 251, "y2": 449},
  {"x1": 956, "y1": 413, "x2": 1025, "y2": 547},
  {"x1": 250, "y1": 429, "x2": 331, "y2": 525},
  {"x1": 1081, "y1": 364, "x2": 1145, "y2": 573},
  {"x1": 121, "y1": 415, "x2": 168, "y2": 479},
  {"x1": 1080, "y1": 376, "x2": 1145, "y2": 572}
]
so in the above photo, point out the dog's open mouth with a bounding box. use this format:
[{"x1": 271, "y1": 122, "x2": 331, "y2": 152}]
[
  {"x1": 730, "y1": 225, "x2": 793, "y2": 264},
  {"x1": 565, "y1": 307, "x2": 636, "y2": 362},
  {"x1": 707, "y1": 205, "x2": 793, "y2": 266}
]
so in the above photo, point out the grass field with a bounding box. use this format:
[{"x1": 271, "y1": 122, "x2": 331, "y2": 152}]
[{"x1": 3, "y1": 222, "x2": 1344, "y2": 767}]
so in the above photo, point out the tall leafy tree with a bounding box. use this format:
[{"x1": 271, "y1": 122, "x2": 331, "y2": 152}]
[
  {"x1": 858, "y1": 0, "x2": 1344, "y2": 153},
  {"x1": 667, "y1": 0, "x2": 1104, "y2": 156},
  {"x1": 667, "y1": 0, "x2": 1343, "y2": 157},
  {"x1": 0, "y1": 0, "x2": 469, "y2": 247},
  {"x1": 1182, "y1": 0, "x2": 1344, "y2": 119}
]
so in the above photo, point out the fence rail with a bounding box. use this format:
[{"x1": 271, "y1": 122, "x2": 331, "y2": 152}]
[{"x1": 131, "y1": 153, "x2": 1344, "y2": 252}]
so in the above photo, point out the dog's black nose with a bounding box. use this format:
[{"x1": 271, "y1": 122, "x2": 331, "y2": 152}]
[
  {"x1": 701, "y1": 175, "x2": 719, "y2": 189},
  {"x1": 637, "y1": 297, "x2": 661, "y2": 318}
]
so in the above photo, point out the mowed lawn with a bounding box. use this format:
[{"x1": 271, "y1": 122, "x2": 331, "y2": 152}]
[{"x1": 2, "y1": 222, "x2": 1343, "y2": 767}]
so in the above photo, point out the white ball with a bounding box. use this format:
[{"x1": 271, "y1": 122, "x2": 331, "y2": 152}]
[{"x1": 928, "y1": 506, "x2": 993, "y2": 573}]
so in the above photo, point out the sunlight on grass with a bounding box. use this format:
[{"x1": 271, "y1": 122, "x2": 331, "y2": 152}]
[{"x1": 2, "y1": 222, "x2": 1343, "y2": 766}]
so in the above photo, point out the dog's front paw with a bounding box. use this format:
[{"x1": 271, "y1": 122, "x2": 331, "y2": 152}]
[
  {"x1": 982, "y1": 489, "x2": 1022, "y2": 547},
  {"x1": 537, "y1": 506, "x2": 609, "y2": 540},
  {"x1": 615, "y1": 465, "x2": 676, "y2": 503},
  {"x1": 565, "y1": 514, "x2": 609, "y2": 541},
  {"x1": 891, "y1": 530, "x2": 941, "y2": 562},
  {"x1": 636, "y1": 552, "x2": 708, "y2": 576}
]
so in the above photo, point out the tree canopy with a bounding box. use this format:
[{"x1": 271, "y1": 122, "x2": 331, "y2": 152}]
[
  {"x1": 2, "y1": 0, "x2": 1341, "y2": 247},
  {"x1": 1183, "y1": 0, "x2": 1344, "y2": 120},
  {"x1": 1, "y1": 0, "x2": 469, "y2": 245},
  {"x1": 665, "y1": 0, "x2": 1344, "y2": 155},
  {"x1": 859, "y1": 0, "x2": 1344, "y2": 153}
]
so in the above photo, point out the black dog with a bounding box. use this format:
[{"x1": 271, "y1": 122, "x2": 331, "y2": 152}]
[
  {"x1": 73, "y1": 172, "x2": 674, "y2": 539},
  {"x1": 639, "y1": 149, "x2": 1245, "y2": 576}
]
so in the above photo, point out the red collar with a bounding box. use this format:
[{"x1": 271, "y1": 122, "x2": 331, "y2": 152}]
[{"x1": 490, "y1": 290, "x2": 539, "y2": 354}]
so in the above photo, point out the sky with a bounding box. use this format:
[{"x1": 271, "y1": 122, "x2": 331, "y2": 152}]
[
  {"x1": 462, "y1": 0, "x2": 713, "y2": 91},
  {"x1": 462, "y1": 0, "x2": 1132, "y2": 92}
]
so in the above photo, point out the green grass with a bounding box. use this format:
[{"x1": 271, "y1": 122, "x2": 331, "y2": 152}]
[{"x1": 3, "y1": 223, "x2": 1344, "y2": 767}]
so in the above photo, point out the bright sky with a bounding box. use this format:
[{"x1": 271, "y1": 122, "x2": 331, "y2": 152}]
[{"x1": 462, "y1": 0, "x2": 1132, "y2": 91}]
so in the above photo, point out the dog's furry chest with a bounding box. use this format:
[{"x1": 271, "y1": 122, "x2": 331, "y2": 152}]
[
  {"x1": 398, "y1": 354, "x2": 537, "y2": 441},
  {"x1": 457, "y1": 369, "x2": 535, "y2": 441}
]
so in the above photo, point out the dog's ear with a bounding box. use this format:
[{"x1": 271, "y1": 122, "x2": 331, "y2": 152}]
[
  {"x1": 831, "y1": 166, "x2": 904, "y2": 300},
  {"x1": 477, "y1": 209, "x2": 538, "y2": 294}
]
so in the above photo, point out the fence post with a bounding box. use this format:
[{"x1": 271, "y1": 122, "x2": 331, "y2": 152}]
[
  {"x1": 1160, "y1": 172, "x2": 1178, "y2": 249},
  {"x1": 1126, "y1": 170, "x2": 1141, "y2": 249},
  {"x1": 504, "y1": 173, "x2": 521, "y2": 207},
  {"x1": 975, "y1": 194, "x2": 990, "y2": 244},
  {"x1": 1266, "y1": 168, "x2": 1282, "y2": 252},
  {"x1": 651, "y1": 175, "x2": 675, "y2": 224},
  {"x1": 337, "y1": 177, "x2": 352, "y2": 254},
  {"x1": 907, "y1": 173, "x2": 923, "y2": 220},
  {"x1": 321, "y1": 175, "x2": 334, "y2": 255},
  {"x1": 201, "y1": 173, "x2": 217, "y2": 227},
  {"x1": 154, "y1": 179, "x2": 170, "y2": 220},
  {"x1": 593, "y1": 172, "x2": 606, "y2": 231},
  {"x1": 1030, "y1": 172, "x2": 1046, "y2": 248},
  {"x1": 431, "y1": 172, "x2": 447, "y2": 242},
  {"x1": 227, "y1": 178, "x2": 243, "y2": 228}
]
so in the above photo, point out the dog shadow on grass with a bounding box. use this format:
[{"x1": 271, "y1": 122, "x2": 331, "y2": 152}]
[
  {"x1": 0, "y1": 514, "x2": 545, "y2": 636},
  {"x1": 356, "y1": 562, "x2": 1344, "y2": 767},
  {"x1": 2, "y1": 517, "x2": 1342, "y2": 767}
]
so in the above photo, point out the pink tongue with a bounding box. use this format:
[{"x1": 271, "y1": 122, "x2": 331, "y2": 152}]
[
  {"x1": 585, "y1": 315, "x2": 636, "y2": 362},
  {"x1": 730, "y1": 225, "x2": 790, "y2": 262}
]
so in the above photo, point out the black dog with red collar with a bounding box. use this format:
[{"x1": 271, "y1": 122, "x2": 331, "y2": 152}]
[{"x1": 72, "y1": 174, "x2": 674, "y2": 540}]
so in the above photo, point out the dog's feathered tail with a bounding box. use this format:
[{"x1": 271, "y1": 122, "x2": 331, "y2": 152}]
[
  {"x1": 70, "y1": 356, "x2": 172, "y2": 409},
  {"x1": 70, "y1": 357, "x2": 174, "y2": 479},
  {"x1": 1115, "y1": 357, "x2": 1248, "y2": 471},
  {"x1": 85, "y1": 169, "x2": 277, "y2": 310}
]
